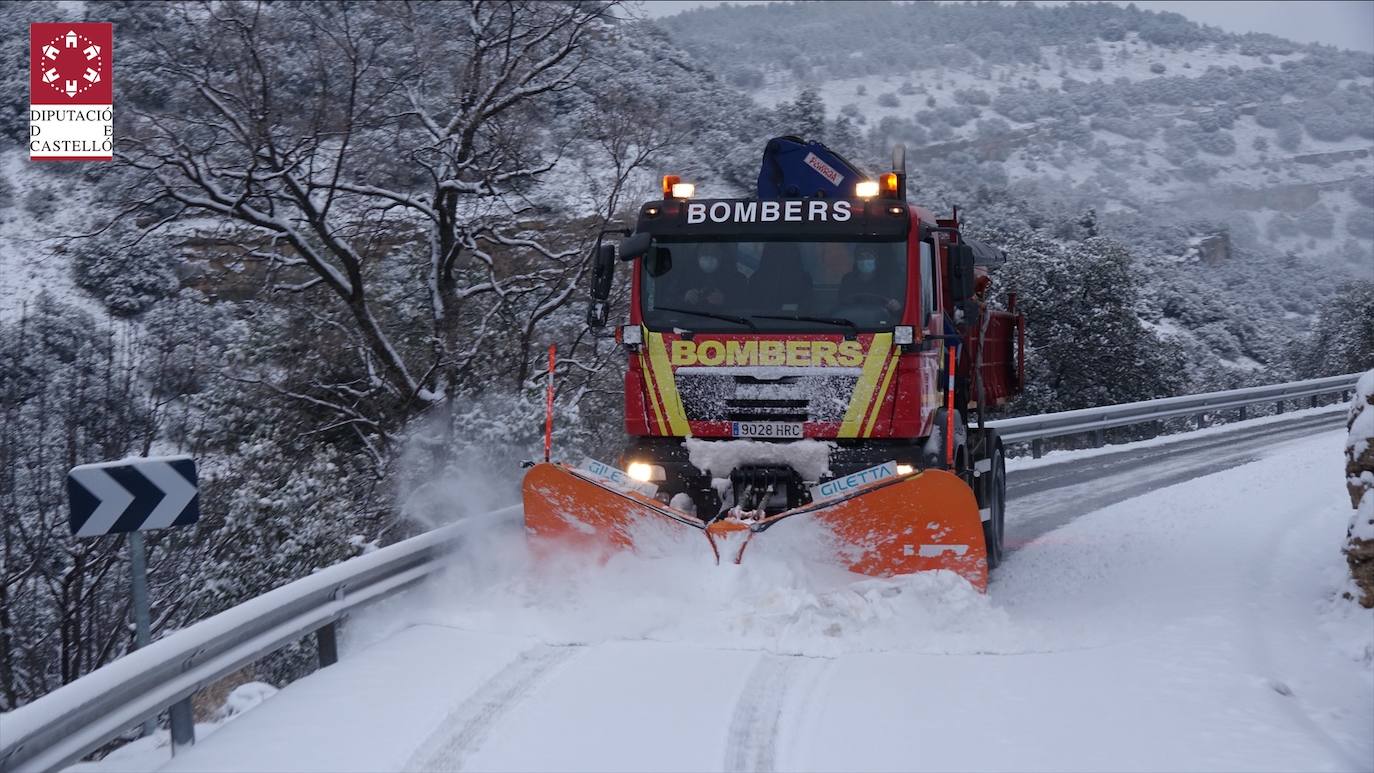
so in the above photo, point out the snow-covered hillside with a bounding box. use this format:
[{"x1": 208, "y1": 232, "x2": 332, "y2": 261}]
[
  {"x1": 68, "y1": 429, "x2": 1372, "y2": 772},
  {"x1": 0, "y1": 152, "x2": 107, "y2": 321},
  {"x1": 658, "y1": 1, "x2": 1374, "y2": 389},
  {"x1": 754, "y1": 36, "x2": 1372, "y2": 253}
]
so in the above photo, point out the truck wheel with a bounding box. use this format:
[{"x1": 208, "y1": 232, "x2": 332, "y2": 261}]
[{"x1": 982, "y1": 447, "x2": 1006, "y2": 570}]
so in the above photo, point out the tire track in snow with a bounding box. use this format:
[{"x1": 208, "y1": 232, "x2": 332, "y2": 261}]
[
  {"x1": 723, "y1": 654, "x2": 823, "y2": 773},
  {"x1": 1244, "y1": 496, "x2": 1370, "y2": 772},
  {"x1": 403, "y1": 644, "x2": 578, "y2": 772}
]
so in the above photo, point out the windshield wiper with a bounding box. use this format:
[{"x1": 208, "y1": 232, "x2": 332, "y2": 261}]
[
  {"x1": 750, "y1": 314, "x2": 859, "y2": 335},
  {"x1": 654, "y1": 306, "x2": 757, "y2": 329}
]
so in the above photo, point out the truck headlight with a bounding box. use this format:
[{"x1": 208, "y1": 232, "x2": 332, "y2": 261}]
[
  {"x1": 627, "y1": 462, "x2": 665, "y2": 482},
  {"x1": 894, "y1": 325, "x2": 914, "y2": 345},
  {"x1": 622, "y1": 325, "x2": 642, "y2": 346}
]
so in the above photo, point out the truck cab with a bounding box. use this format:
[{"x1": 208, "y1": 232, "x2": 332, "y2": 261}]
[{"x1": 585, "y1": 139, "x2": 1023, "y2": 558}]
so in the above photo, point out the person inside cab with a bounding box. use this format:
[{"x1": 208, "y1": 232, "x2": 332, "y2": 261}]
[
  {"x1": 671, "y1": 247, "x2": 745, "y2": 309},
  {"x1": 837, "y1": 246, "x2": 902, "y2": 316}
]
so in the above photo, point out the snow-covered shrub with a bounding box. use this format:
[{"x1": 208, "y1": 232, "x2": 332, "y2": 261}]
[
  {"x1": 71, "y1": 227, "x2": 180, "y2": 316},
  {"x1": 1346, "y1": 214, "x2": 1374, "y2": 240},
  {"x1": 1150, "y1": 63, "x2": 1166, "y2": 74},
  {"x1": 877, "y1": 92, "x2": 900, "y2": 108},
  {"x1": 1297, "y1": 203, "x2": 1336, "y2": 239},
  {"x1": 1099, "y1": 20, "x2": 1125, "y2": 42},
  {"x1": 1254, "y1": 104, "x2": 1291, "y2": 130},
  {"x1": 22, "y1": 186, "x2": 58, "y2": 219},
  {"x1": 1345, "y1": 369, "x2": 1374, "y2": 608},
  {"x1": 1354, "y1": 178, "x2": 1374, "y2": 209},
  {"x1": 1195, "y1": 130, "x2": 1236, "y2": 156},
  {"x1": 726, "y1": 65, "x2": 764, "y2": 89},
  {"x1": 975, "y1": 116, "x2": 1012, "y2": 140},
  {"x1": 953, "y1": 88, "x2": 991, "y2": 106},
  {"x1": 1276, "y1": 120, "x2": 1302, "y2": 151}
]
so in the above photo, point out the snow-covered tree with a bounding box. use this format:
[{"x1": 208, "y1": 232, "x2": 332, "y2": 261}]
[
  {"x1": 974, "y1": 227, "x2": 1185, "y2": 415},
  {"x1": 118, "y1": 1, "x2": 614, "y2": 446},
  {"x1": 1295, "y1": 280, "x2": 1374, "y2": 378}
]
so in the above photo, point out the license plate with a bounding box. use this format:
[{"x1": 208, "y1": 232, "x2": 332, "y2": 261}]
[{"x1": 732, "y1": 421, "x2": 803, "y2": 439}]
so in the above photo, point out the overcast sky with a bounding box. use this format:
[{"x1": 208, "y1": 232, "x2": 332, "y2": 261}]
[{"x1": 633, "y1": 1, "x2": 1374, "y2": 53}]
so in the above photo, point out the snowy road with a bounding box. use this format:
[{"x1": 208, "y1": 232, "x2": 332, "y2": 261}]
[
  {"x1": 90, "y1": 418, "x2": 1370, "y2": 773},
  {"x1": 1006, "y1": 407, "x2": 1347, "y2": 547}
]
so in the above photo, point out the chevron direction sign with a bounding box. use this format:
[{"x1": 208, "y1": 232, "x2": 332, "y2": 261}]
[{"x1": 67, "y1": 456, "x2": 199, "y2": 537}]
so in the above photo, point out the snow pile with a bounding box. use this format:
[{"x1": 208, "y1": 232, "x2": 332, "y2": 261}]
[
  {"x1": 1344, "y1": 369, "x2": 1374, "y2": 607},
  {"x1": 65, "y1": 683, "x2": 279, "y2": 773},
  {"x1": 385, "y1": 506, "x2": 1021, "y2": 658},
  {"x1": 685, "y1": 437, "x2": 834, "y2": 480},
  {"x1": 212, "y1": 682, "x2": 278, "y2": 722}
]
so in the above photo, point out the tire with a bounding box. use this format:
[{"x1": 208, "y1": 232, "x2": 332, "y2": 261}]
[{"x1": 982, "y1": 445, "x2": 1006, "y2": 570}]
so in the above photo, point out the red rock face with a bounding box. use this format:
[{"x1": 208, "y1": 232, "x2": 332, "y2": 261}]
[{"x1": 1345, "y1": 375, "x2": 1374, "y2": 608}]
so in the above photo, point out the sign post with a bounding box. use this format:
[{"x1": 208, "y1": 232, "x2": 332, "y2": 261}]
[
  {"x1": 68, "y1": 455, "x2": 200, "y2": 749},
  {"x1": 128, "y1": 531, "x2": 154, "y2": 737}
]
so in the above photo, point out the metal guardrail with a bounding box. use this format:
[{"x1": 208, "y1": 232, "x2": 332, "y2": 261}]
[
  {"x1": 987, "y1": 372, "x2": 1360, "y2": 454},
  {"x1": 0, "y1": 373, "x2": 1362, "y2": 772},
  {"x1": 0, "y1": 506, "x2": 523, "y2": 773}
]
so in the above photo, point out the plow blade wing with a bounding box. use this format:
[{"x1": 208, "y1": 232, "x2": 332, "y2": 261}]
[
  {"x1": 523, "y1": 464, "x2": 987, "y2": 591},
  {"x1": 778, "y1": 469, "x2": 988, "y2": 591},
  {"x1": 522, "y1": 463, "x2": 704, "y2": 560}
]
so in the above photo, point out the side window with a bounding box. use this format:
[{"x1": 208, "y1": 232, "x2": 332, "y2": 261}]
[{"x1": 920, "y1": 241, "x2": 936, "y2": 325}]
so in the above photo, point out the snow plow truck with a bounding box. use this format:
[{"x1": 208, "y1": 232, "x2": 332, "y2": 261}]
[{"x1": 522, "y1": 137, "x2": 1024, "y2": 591}]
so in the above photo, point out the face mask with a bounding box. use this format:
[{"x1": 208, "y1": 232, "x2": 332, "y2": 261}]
[
  {"x1": 699, "y1": 255, "x2": 720, "y2": 273},
  {"x1": 857, "y1": 257, "x2": 876, "y2": 274}
]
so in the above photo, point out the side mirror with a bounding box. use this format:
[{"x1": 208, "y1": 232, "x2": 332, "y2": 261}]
[
  {"x1": 948, "y1": 244, "x2": 976, "y2": 303},
  {"x1": 586, "y1": 243, "x2": 616, "y2": 329},
  {"x1": 619, "y1": 232, "x2": 651, "y2": 262}
]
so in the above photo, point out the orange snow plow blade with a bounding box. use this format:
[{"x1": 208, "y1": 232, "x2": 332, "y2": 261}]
[
  {"x1": 522, "y1": 463, "x2": 706, "y2": 560},
  {"x1": 778, "y1": 468, "x2": 987, "y2": 591},
  {"x1": 522, "y1": 463, "x2": 987, "y2": 591}
]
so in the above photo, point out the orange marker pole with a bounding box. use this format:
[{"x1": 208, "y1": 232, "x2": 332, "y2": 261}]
[{"x1": 544, "y1": 344, "x2": 556, "y2": 463}]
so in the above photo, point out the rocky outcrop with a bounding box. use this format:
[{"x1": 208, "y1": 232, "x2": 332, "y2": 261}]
[{"x1": 1345, "y1": 369, "x2": 1374, "y2": 608}]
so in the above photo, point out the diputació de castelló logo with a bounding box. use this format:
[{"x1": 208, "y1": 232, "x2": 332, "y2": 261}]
[{"x1": 29, "y1": 22, "x2": 114, "y2": 161}]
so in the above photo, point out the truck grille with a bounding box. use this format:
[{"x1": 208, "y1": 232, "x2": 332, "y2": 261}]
[{"x1": 676, "y1": 371, "x2": 856, "y2": 424}]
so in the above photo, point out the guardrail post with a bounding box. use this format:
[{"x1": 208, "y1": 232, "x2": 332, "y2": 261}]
[
  {"x1": 169, "y1": 697, "x2": 195, "y2": 753},
  {"x1": 316, "y1": 621, "x2": 339, "y2": 668},
  {"x1": 1092, "y1": 429, "x2": 1105, "y2": 448},
  {"x1": 1310, "y1": 395, "x2": 1319, "y2": 409},
  {"x1": 1275, "y1": 400, "x2": 1284, "y2": 415},
  {"x1": 1239, "y1": 405, "x2": 1247, "y2": 421},
  {"x1": 1032, "y1": 438, "x2": 1044, "y2": 459},
  {"x1": 1195, "y1": 412, "x2": 1205, "y2": 429}
]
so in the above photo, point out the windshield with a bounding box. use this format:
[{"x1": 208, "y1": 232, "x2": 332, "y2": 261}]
[{"x1": 640, "y1": 239, "x2": 907, "y2": 332}]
